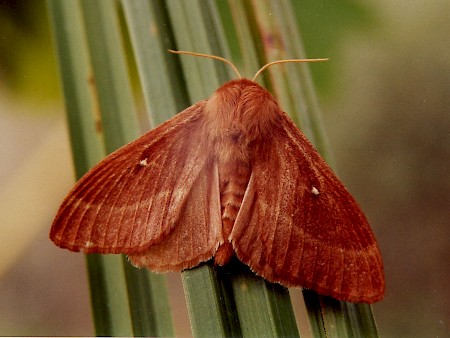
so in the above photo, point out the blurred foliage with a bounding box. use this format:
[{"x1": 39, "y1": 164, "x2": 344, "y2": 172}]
[
  {"x1": 0, "y1": 0, "x2": 59, "y2": 105},
  {"x1": 292, "y1": 0, "x2": 376, "y2": 96},
  {"x1": 0, "y1": 0, "x2": 378, "y2": 105}
]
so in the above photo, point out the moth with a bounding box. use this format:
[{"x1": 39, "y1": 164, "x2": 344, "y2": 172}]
[{"x1": 51, "y1": 51, "x2": 385, "y2": 303}]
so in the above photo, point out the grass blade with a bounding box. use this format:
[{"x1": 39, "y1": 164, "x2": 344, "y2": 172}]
[
  {"x1": 47, "y1": 1, "x2": 134, "y2": 335},
  {"x1": 49, "y1": 0, "x2": 175, "y2": 335}
]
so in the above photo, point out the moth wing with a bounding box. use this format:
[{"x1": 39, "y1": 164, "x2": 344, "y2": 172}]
[
  {"x1": 231, "y1": 112, "x2": 385, "y2": 303},
  {"x1": 51, "y1": 101, "x2": 222, "y2": 258},
  {"x1": 129, "y1": 161, "x2": 222, "y2": 272}
]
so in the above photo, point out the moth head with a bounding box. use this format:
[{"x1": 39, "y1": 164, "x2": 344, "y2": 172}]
[
  {"x1": 168, "y1": 50, "x2": 328, "y2": 142},
  {"x1": 205, "y1": 79, "x2": 280, "y2": 142}
]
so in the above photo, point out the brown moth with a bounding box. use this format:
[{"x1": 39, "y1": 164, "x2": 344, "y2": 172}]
[{"x1": 50, "y1": 51, "x2": 385, "y2": 303}]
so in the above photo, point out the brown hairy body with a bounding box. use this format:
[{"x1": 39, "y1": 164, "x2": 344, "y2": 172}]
[{"x1": 207, "y1": 80, "x2": 276, "y2": 265}]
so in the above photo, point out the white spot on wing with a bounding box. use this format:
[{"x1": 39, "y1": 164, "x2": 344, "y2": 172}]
[
  {"x1": 311, "y1": 186, "x2": 320, "y2": 196},
  {"x1": 139, "y1": 158, "x2": 148, "y2": 166}
]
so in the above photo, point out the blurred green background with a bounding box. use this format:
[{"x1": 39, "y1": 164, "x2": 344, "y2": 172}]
[{"x1": 0, "y1": 0, "x2": 448, "y2": 337}]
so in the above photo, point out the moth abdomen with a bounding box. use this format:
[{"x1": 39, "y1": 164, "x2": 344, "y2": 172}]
[{"x1": 214, "y1": 159, "x2": 251, "y2": 266}]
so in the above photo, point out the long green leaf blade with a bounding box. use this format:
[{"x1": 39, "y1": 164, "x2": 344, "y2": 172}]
[
  {"x1": 79, "y1": 1, "x2": 175, "y2": 336},
  {"x1": 47, "y1": 1, "x2": 134, "y2": 335},
  {"x1": 231, "y1": 266, "x2": 300, "y2": 337}
]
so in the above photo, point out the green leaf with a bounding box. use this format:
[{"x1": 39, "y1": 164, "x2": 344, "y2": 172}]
[
  {"x1": 48, "y1": 0, "x2": 174, "y2": 336},
  {"x1": 47, "y1": 1, "x2": 134, "y2": 335},
  {"x1": 121, "y1": 0, "x2": 189, "y2": 124},
  {"x1": 230, "y1": 265, "x2": 299, "y2": 337}
]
